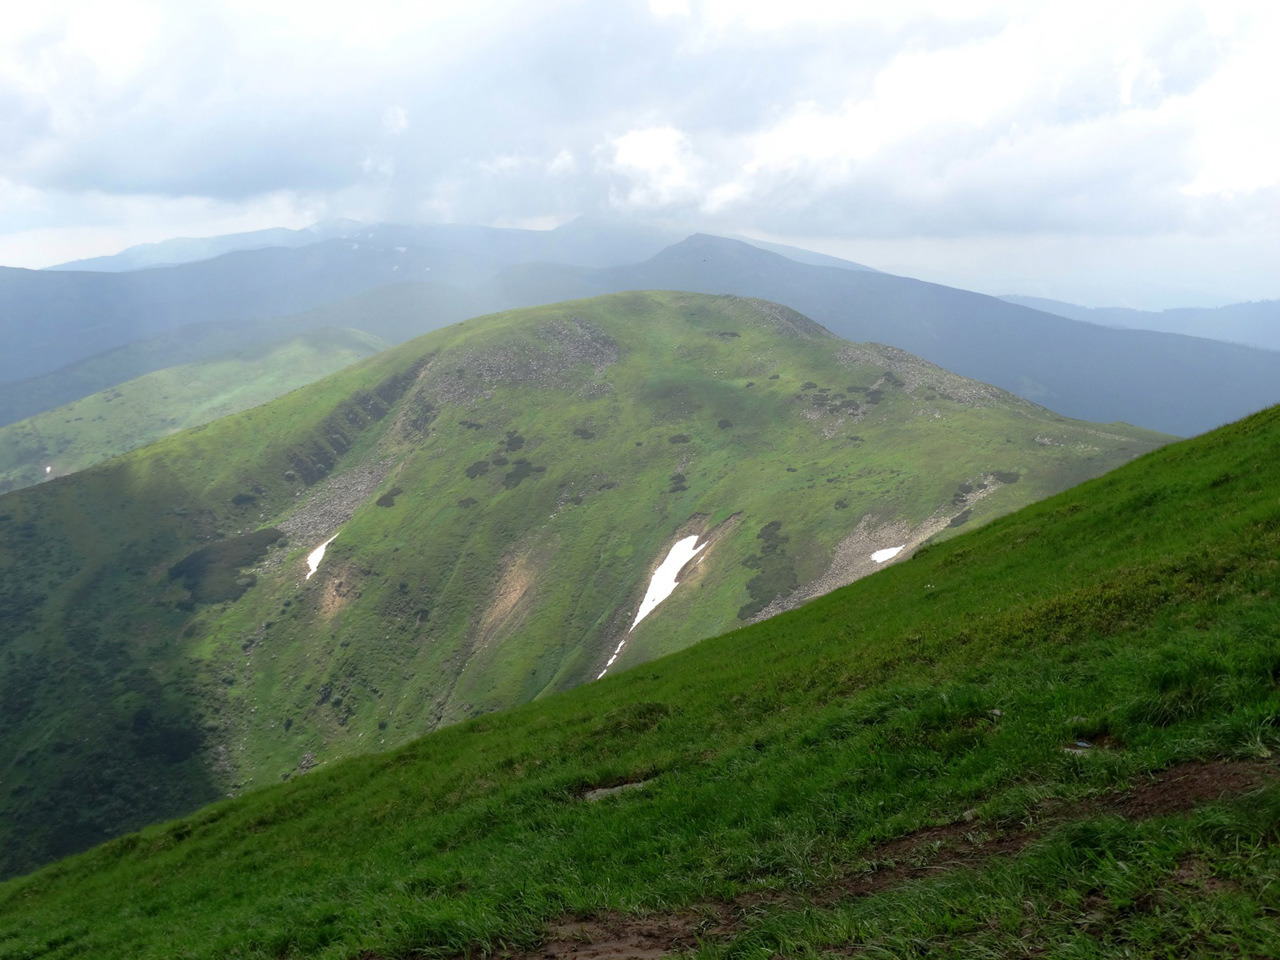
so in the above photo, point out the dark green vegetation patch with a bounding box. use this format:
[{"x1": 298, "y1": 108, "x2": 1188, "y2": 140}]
[
  {"x1": 375, "y1": 487, "x2": 404, "y2": 507},
  {"x1": 738, "y1": 519, "x2": 799, "y2": 619},
  {"x1": 502, "y1": 459, "x2": 545, "y2": 489},
  {"x1": 168, "y1": 529, "x2": 284, "y2": 604}
]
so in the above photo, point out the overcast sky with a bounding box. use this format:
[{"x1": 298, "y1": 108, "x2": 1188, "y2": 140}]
[{"x1": 1, "y1": 0, "x2": 1278, "y2": 307}]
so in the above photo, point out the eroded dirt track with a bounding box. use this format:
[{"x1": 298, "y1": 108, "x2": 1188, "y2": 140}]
[{"x1": 436, "y1": 759, "x2": 1277, "y2": 960}]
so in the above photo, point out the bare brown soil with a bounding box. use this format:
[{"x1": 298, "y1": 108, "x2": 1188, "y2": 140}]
[{"x1": 457, "y1": 760, "x2": 1276, "y2": 960}]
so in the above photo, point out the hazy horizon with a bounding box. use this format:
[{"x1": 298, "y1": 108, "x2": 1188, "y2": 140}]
[{"x1": 3, "y1": 1, "x2": 1279, "y2": 310}]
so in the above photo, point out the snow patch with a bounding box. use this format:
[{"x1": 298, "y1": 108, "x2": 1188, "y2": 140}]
[
  {"x1": 872, "y1": 545, "x2": 904, "y2": 563},
  {"x1": 632, "y1": 535, "x2": 706, "y2": 629},
  {"x1": 306, "y1": 533, "x2": 339, "y2": 580},
  {"x1": 597, "y1": 534, "x2": 706, "y2": 680}
]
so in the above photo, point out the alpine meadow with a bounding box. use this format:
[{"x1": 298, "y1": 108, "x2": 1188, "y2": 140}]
[
  {"x1": 4, "y1": 5, "x2": 1280, "y2": 958},
  {"x1": 0, "y1": 291, "x2": 1168, "y2": 878}
]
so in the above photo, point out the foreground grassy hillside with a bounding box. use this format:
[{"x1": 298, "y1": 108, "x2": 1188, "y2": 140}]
[
  {"x1": 0, "y1": 402, "x2": 1275, "y2": 959},
  {"x1": 0, "y1": 327, "x2": 388, "y2": 493},
  {"x1": 0, "y1": 292, "x2": 1166, "y2": 877}
]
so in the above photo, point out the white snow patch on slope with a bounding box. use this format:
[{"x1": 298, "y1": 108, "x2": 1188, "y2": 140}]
[
  {"x1": 597, "y1": 534, "x2": 706, "y2": 680},
  {"x1": 306, "y1": 533, "x2": 339, "y2": 580},
  {"x1": 872, "y1": 545, "x2": 904, "y2": 563},
  {"x1": 632, "y1": 535, "x2": 706, "y2": 629}
]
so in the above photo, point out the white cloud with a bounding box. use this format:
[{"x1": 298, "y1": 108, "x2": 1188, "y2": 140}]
[
  {"x1": 382, "y1": 105, "x2": 409, "y2": 135},
  {"x1": 547, "y1": 149, "x2": 577, "y2": 176},
  {"x1": 1, "y1": 0, "x2": 1278, "y2": 304},
  {"x1": 648, "y1": 0, "x2": 690, "y2": 18},
  {"x1": 603, "y1": 127, "x2": 704, "y2": 209},
  {"x1": 1181, "y1": 6, "x2": 1280, "y2": 197}
]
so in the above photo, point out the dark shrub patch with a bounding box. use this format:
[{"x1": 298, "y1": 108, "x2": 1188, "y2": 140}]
[
  {"x1": 738, "y1": 521, "x2": 798, "y2": 619},
  {"x1": 376, "y1": 487, "x2": 404, "y2": 508},
  {"x1": 231, "y1": 493, "x2": 258, "y2": 506},
  {"x1": 465, "y1": 461, "x2": 490, "y2": 479},
  {"x1": 504, "y1": 431, "x2": 525, "y2": 451},
  {"x1": 492, "y1": 455, "x2": 510, "y2": 466},
  {"x1": 949, "y1": 509, "x2": 973, "y2": 528},
  {"x1": 800, "y1": 381, "x2": 818, "y2": 391},
  {"x1": 168, "y1": 529, "x2": 283, "y2": 604},
  {"x1": 668, "y1": 473, "x2": 689, "y2": 493},
  {"x1": 835, "y1": 500, "x2": 849, "y2": 510},
  {"x1": 502, "y1": 460, "x2": 544, "y2": 489},
  {"x1": 993, "y1": 471, "x2": 1021, "y2": 484},
  {"x1": 458, "y1": 497, "x2": 477, "y2": 508},
  {"x1": 717, "y1": 419, "x2": 733, "y2": 430},
  {"x1": 574, "y1": 428, "x2": 595, "y2": 439},
  {"x1": 669, "y1": 434, "x2": 691, "y2": 444},
  {"x1": 716, "y1": 331, "x2": 741, "y2": 338},
  {"x1": 768, "y1": 374, "x2": 780, "y2": 379},
  {"x1": 459, "y1": 420, "x2": 484, "y2": 430}
]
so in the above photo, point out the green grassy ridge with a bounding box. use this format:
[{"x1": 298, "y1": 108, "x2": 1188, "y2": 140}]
[
  {"x1": 0, "y1": 327, "x2": 389, "y2": 494},
  {"x1": 186, "y1": 293, "x2": 1160, "y2": 788},
  {"x1": 0, "y1": 292, "x2": 1166, "y2": 878},
  {"x1": 0, "y1": 404, "x2": 1276, "y2": 959}
]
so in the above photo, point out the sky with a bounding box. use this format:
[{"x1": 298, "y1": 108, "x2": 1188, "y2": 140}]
[{"x1": 1, "y1": 0, "x2": 1278, "y2": 308}]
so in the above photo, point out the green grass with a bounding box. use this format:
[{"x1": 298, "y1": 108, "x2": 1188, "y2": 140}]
[
  {"x1": 0, "y1": 400, "x2": 1276, "y2": 959},
  {"x1": 0, "y1": 327, "x2": 387, "y2": 493},
  {"x1": 0, "y1": 292, "x2": 1169, "y2": 878}
]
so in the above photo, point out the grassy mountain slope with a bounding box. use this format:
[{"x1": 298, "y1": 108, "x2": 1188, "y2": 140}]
[
  {"x1": 0, "y1": 292, "x2": 1166, "y2": 878},
  {"x1": 0, "y1": 327, "x2": 389, "y2": 493},
  {"x1": 1, "y1": 400, "x2": 1276, "y2": 960},
  {"x1": 495, "y1": 235, "x2": 1280, "y2": 436}
]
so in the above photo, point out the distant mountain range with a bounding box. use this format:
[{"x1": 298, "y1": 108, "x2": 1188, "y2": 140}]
[
  {"x1": 44, "y1": 219, "x2": 369, "y2": 273},
  {"x1": 2, "y1": 220, "x2": 1278, "y2": 438},
  {"x1": 1001, "y1": 294, "x2": 1280, "y2": 352}
]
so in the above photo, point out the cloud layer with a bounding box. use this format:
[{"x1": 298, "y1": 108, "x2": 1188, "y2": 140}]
[{"x1": 1, "y1": 0, "x2": 1278, "y2": 305}]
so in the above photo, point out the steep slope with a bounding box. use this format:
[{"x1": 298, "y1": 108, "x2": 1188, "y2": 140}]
[
  {"x1": 0, "y1": 292, "x2": 1166, "y2": 877},
  {"x1": 0, "y1": 327, "x2": 389, "y2": 494},
  {"x1": 495, "y1": 235, "x2": 1280, "y2": 436},
  {"x1": 0, "y1": 400, "x2": 1276, "y2": 960}
]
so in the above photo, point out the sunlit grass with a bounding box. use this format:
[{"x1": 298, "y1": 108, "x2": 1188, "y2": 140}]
[{"x1": 0, "y1": 400, "x2": 1276, "y2": 958}]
